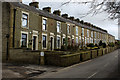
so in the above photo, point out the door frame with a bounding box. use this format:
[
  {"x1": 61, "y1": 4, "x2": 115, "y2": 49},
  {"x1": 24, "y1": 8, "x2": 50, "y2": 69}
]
[
  {"x1": 32, "y1": 34, "x2": 38, "y2": 50},
  {"x1": 50, "y1": 36, "x2": 54, "y2": 50}
]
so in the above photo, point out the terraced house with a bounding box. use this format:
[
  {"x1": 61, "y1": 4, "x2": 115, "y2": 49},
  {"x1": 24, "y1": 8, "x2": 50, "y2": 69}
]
[{"x1": 2, "y1": 1, "x2": 115, "y2": 60}]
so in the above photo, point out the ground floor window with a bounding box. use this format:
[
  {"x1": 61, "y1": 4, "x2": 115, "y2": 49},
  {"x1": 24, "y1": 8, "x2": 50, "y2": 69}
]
[
  {"x1": 57, "y1": 36, "x2": 60, "y2": 48},
  {"x1": 42, "y1": 35, "x2": 47, "y2": 48},
  {"x1": 63, "y1": 38, "x2": 66, "y2": 46},
  {"x1": 21, "y1": 33, "x2": 27, "y2": 47},
  {"x1": 76, "y1": 37, "x2": 78, "y2": 45}
]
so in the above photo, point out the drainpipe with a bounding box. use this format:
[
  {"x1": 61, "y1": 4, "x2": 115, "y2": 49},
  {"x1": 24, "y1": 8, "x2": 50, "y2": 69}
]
[
  {"x1": 6, "y1": 34, "x2": 9, "y2": 61},
  {"x1": 13, "y1": 9, "x2": 16, "y2": 48}
]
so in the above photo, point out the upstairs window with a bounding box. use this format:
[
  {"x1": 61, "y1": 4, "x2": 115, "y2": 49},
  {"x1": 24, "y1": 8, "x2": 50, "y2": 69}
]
[
  {"x1": 87, "y1": 30, "x2": 89, "y2": 37},
  {"x1": 82, "y1": 28, "x2": 84, "y2": 36},
  {"x1": 22, "y1": 13, "x2": 28, "y2": 28},
  {"x1": 76, "y1": 26, "x2": 78, "y2": 35},
  {"x1": 91, "y1": 31, "x2": 93, "y2": 38},
  {"x1": 57, "y1": 22, "x2": 61, "y2": 33},
  {"x1": 94, "y1": 32, "x2": 96, "y2": 38},
  {"x1": 43, "y1": 19, "x2": 47, "y2": 31},
  {"x1": 67, "y1": 24, "x2": 71, "y2": 34}
]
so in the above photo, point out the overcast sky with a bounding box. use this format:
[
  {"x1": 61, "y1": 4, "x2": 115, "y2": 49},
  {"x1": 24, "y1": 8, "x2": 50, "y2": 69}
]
[{"x1": 23, "y1": 0, "x2": 118, "y2": 39}]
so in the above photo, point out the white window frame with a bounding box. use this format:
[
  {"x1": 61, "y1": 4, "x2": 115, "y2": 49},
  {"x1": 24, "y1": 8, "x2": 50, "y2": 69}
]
[
  {"x1": 57, "y1": 21, "x2": 61, "y2": 33},
  {"x1": 76, "y1": 26, "x2": 78, "y2": 35},
  {"x1": 67, "y1": 24, "x2": 71, "y2": 34},
  {"x1": 82, "y1": 28, "x2": 84, "y2": 37},
  {"x1": 57, "y1": 35, "x2": 61, "y2": 49},
  {"x1": 42, "y1": 33, "x2": 47, "y2": 49},
  {"x1": 42, "y1": 17, "x2": 47, "y2": 31},
  {"x1": 32, "y1": 30, "x2": 38, "y2": 50},
  {"x1": 87, "y1": 29, "x2": 89, "y2": 37},
  {"x1": 21, "y1": 11, "x2": 29, "y2": 29},
  {"x1": 76, "y1": 37, "x2": 78, "y2": 44},
  {"x1": 20, "y1": 31, "x2": 28, "y2": 48}
]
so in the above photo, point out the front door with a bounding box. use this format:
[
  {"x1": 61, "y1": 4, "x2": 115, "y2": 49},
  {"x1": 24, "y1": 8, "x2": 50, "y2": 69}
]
[
  {"x1": 50, "y1": 37, "x2": 53, "y2": 50},
  {"x1": 33, "y1": 36, "x2": 36, "y2": 50}
]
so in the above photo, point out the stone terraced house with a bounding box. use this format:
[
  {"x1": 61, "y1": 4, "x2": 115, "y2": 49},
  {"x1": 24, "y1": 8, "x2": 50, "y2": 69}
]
[{"x1": 2, "y1": 1, "x2": 115, "y2": 61}]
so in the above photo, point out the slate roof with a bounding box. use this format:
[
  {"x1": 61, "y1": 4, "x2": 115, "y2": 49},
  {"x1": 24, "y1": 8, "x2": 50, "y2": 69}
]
[{"x1": 10, "y1": 2, "x2": 108, "y2": 34}]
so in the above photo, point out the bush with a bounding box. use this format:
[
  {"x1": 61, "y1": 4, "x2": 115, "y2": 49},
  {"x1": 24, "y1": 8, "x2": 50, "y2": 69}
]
[
  {"x1": 102, "y1": 43, "x2": 106, "y2": 48},
  {"x1": 87, "y1": 43, "x2": 95, "y2": 47},
  {"x1": 108, "y1": 42, "x2": 115, "y2": 47},
  {"x1": 99, "y1": 40, "x2": 103, "y2": 46},
  {"x1": 61, "y1": 45, "x2": 66, "y2": 51}
]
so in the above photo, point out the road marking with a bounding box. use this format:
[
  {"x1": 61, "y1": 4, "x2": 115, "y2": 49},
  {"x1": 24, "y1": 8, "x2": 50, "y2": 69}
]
[
  {"x1": 104, "y1": 63, "x2": 109, "y2": 67},
  {"x1": 88, "y1": 72, "x2": 98, "y2": 78}
]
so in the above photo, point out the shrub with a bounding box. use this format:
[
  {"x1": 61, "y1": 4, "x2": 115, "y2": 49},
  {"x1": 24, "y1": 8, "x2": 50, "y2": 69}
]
[
  {"x1": 99, "y1": 40, "x2": 103, "y2": 46},
  {"x1": 108, "y1": 42, "x2": 115, "y2": 47},
  {"x1": 87, "y1": 43, "x2": 95, "y2": 47},
  {"x1": 61, "y1": 45, "x2": 66, "y2": 51},
  {"x1": 102, "y1": 43, "x2": 106, "y2": 48}
]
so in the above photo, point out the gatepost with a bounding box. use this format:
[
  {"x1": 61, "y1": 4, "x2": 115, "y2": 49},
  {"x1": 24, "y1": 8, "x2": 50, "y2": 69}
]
[{"x1": 40, "y1": 52, "x2": 44, "y2": 65}]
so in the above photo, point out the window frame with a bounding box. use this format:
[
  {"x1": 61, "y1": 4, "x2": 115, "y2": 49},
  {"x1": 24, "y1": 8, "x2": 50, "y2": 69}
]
[
  {"x1": 20, "y1": 31, "x2": 28, "y2": 48},
  {"x1": 42, "y1": 17, "x2": 47, "y2": 31},
  {"x1": 21, "y1": 11, "x2": 29, "y2": 29},
  {"x1": 57, "y1": 21, "x2": 61, "y2": 33},
  {"x1": 42, "y1": 33, "x2": 47, "y2": 49}
]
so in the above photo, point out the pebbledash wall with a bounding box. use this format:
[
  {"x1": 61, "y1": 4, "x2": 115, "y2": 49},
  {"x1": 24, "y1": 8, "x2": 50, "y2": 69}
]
[{"x1": 2, "y1": 2, "x2": 115, "y2": 60}]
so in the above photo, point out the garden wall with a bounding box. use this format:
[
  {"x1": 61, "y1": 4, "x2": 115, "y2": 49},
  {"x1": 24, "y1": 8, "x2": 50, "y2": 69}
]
[{"x1": 9, "y1": 48, "x2": 40, "y2": 64}]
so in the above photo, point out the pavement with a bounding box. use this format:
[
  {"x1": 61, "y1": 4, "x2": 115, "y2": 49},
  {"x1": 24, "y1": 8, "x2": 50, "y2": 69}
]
[{"x1": 2, "y1": 49, "x2": 120, "y2": 79}]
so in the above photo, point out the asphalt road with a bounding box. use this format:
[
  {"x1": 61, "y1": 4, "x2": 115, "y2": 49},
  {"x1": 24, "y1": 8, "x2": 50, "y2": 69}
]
[{"x1": 36, "y1": 49, "x2": 120, "y2": 78}]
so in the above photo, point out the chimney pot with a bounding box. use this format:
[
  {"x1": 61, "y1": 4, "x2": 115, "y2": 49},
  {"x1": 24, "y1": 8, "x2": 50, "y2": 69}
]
[
  {"x1": 53, "y1": 10, "x2": 61, "y2": 16},
  {"x1": 43, "y1": 7, "x2": 51, "y2": 13},
  {"x1": 62, "y1": 14, "x2": 68, "y2": 18},
  {"x1": 69, "y1": 16, "x2": 74, "y2": 21},
  {"x1": 75, "y1": 18, "x2": 80, "y2": 22},
  {"x1": 29, "y1": 1, "x2": 39, "y2": 8}
]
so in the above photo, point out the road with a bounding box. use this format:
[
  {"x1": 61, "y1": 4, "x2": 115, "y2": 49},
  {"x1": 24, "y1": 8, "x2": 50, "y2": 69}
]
[{"x1": 35, "y1": 49, "x2": 120, "y2": 78}]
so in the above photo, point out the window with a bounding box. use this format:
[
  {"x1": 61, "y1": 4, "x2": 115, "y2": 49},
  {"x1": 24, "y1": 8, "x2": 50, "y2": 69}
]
[
  {"x1": 87, "y1": 38, "x2": 89, "y2": 43},
  {"x1": 67, "y1": 24, "x2": 70, "y2": 34},
  {"x1": 87, "y1": 30, "x2": 89, "y2": 37},
  {"x1": 21, "y1": 33, "x2": 27, "y2": 47},
  {"x1": 63, "y1": 38, "x2": 66, "y2": 46},
  {"x1": 82, "y1": 28, "x2": 84, "y2": 36},
  {"x1": 76, "y1": 26, "x2": 78, "y2": 35},
  {"x1": 94, "y1": 32, "x2": 96, "y2": 38},
  {"x1": 76, "y1": 37, "x2": 78, "y2": 45},
  {"x1": 57, "y1": 22, "x2": 61, "y2": 33},
  {"x1": 22, "y1": 13, "x2": 28, "y2": 28},
  {"x1": 43, "y1": 19, "x2": 47, "y2": 30},
  {"x1": 42, "y1": 35, "x2": 47, "y2": 48},
  {"x1": 79, "y1": 36, "x2": 81, "y2": 43},
  {"x1": 91, "y1": 31, "x2": 93, "y2": 37},
  {"x1": 57, "y1": 36, "x2": 60, "y2": 48}
]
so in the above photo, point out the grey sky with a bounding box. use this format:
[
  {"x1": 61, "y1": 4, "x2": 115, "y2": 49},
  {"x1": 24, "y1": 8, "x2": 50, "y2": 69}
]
[{"x1": 23, "y1": 0, "x2": 118, "y2": 39}]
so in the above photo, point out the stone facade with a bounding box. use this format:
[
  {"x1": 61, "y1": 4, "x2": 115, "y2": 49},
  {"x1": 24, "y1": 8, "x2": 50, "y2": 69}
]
[{"x1": 2, "y1": 2, "x2": 116, "y2": 58}]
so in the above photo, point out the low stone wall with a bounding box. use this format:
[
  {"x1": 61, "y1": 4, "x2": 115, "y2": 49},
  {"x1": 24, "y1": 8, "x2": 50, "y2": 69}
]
[
  {"x1": 91, "y1": 50, "x2": 97, "y2": 59},
  {"x1": 9, "y1": 49, "x2": 40, "y2": 64},
  {"x1": 98, "y1": 49, "x2": 103, "y2": 56},
  {"x1": 81, "y1": 51, "x2": 91, "y2": 61}
]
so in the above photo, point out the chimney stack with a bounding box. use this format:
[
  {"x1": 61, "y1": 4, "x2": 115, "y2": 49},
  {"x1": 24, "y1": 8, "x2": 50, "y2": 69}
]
[
  {"x1": 29, "y1": 0, "x2": 39, "y2": 8},
  {"x1": 75, "y1": 18, "x2": 80, "y2": 22},
  {"x1": 43, "y1": 7, "x2": 51, "y2": 13},
  {"x1": 53, "y1": 10, "x2": 61, "y2": 16},
  {"x1": 69, "y1": 16, "x2": 74, "y2": 21},
  {"x1": 62, "y1": 14, "x2": 68, "y2": 19}
]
